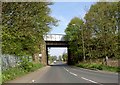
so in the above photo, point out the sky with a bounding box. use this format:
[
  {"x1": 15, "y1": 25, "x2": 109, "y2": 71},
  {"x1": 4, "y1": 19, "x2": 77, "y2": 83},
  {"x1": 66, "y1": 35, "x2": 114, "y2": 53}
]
[
  {"x1": 48, "y1": 2, "x2": 95, "y2": 57},
  {"x1": 48, "y1": 47, "x2": 67, "y2": 58}
]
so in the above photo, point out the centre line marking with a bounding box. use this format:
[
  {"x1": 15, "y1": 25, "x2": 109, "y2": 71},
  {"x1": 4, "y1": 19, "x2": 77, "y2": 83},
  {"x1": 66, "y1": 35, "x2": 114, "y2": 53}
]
[
  {"x1": 63, "y1": 67, "x2": 69, "y2": 72},
  {"x1": 63, "y1": 67, "x2": 78, "y2": 77},
  {"x1": 69, "y1": 72, "x2": 78, "y2": 77},
  {"x1": 81, "y1": 77, "x2": 98, "y2": 83}
]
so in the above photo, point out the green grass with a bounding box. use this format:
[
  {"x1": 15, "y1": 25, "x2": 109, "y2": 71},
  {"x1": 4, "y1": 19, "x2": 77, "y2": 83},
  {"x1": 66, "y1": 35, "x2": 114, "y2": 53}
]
[
  {"x1": 0, "y1": 71, "x2": 2, "y2": 85},
  {"x1": 76, "y1": 63, "x2": 119, "y2": 72},
  {"x1": 0, "y1": 59, "x2": 2, "y2": 85},
  {"x1": 2, "y1": 62, "x2": 44, "y2": 83}
]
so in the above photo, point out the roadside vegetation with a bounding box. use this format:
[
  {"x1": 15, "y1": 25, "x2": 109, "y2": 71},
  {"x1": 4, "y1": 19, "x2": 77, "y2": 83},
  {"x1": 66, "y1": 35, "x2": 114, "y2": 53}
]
[
  {"x1": 1, "y1": 2, "x2": 120, "y2": 83},
  {"x1": 76, "y1": 62, "x2": 120, "y2": 72},
  {"x1": 2, "y1": 2, "x2": 58, "y2": 83},
  {"x1": 0, "y1": 69, "x2": 1, "y2": 85},
  {"x1": 2, "y1": 61, "x2": 44, "y2": 83},
  {"x1": 2, "y1": 2, "x2": 58, "y2": 58},
  {"x1": 62, "y1": 53, "x2": 68, "y2": 62},
  {"x1": 65, "y1": 2, "x2": 119, "y2": 71},
  {"x1": 48, "y1": 55, "x2": 57, "y2": 64}
]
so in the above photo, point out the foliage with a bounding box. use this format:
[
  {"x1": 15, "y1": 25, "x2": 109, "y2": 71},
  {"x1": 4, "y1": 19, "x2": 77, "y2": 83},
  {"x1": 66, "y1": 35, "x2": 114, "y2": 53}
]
[
  {"x1": 2, "y1": 2, "x2": 58, "y2": 57},
  {"x1": 65, "y1": 17, "x2": 84, "y2": 63},
  {"x1": 2, "y1": 62, "x2": 43, "y2": 83},
  {"x1": 19, "y1": 57, "x2": 34, "y2": 72},
  {"x1": 48, "y1": 55, "x2": 57, "y2": 63},
  {"x1": 65, "y1": 2, "x2": 119, "y2": 64},
  {"x1": 62, "y1": 53, "x2": 68, "y2": 62},
  {"x1": 0, "y1": 71, "x2": 1, "y2": 85},
  {"x1": 76, "y1": 62, "x2": 119, "y2": 72},
  {"x1": 58, "y1": 55, "x2": 62, "y2": 61},
  {"x1": 84, "y1": 2, "x2": 119, "y2": 60}
]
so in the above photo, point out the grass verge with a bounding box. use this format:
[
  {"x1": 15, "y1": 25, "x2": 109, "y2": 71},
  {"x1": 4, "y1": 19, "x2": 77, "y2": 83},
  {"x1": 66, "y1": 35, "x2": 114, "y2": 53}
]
[
  {"x1": 0, "y1": 70, "x2": 1, "y2": 85},
  {"x1": 2, "y1": 62, "x2": 44, "y2": 83},
  {"x1": 76, "y1": 63, "x2": 120, "y2": 72}
]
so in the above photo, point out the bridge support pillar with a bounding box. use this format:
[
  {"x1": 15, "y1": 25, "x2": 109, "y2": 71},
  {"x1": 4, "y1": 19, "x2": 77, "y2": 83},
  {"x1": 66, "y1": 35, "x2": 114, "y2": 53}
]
[
  {"x1": 67, "y1": 47, "x2": 73, "y2": 65},
  {"x1": 41, "y1": 40, "x2": 47, "y2": 65},
  {"x1": 46, "y1": 47, "x2": 49, "y2": 65}
]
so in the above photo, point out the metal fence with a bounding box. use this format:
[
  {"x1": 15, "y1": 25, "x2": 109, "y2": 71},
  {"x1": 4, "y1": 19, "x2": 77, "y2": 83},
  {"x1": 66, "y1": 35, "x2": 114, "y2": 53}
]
[{"x1": 1, "y1": 54, "x2": 32, "y2": 71}]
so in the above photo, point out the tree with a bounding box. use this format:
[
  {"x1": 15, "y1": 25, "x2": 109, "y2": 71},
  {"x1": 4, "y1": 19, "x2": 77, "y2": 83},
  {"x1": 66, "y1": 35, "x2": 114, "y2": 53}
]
[
  {"x1": 65, "y1": 2, "x2": 119, "y2": 65},
  {"x1": 62, "y1": 53, "x2": 67, "y2": 62},
  {"x1": 2, "y1": 2, "x2": 58, "y2": 60},
  {"x1": 58, "y1": 55, "x2": 62, "y2": 61},
  {"x1": 50, "y1": 56, "x2": 57, "y2": 61},
  {"x1": 84, "y1": 2, "x2": 119, "y2": 63},
  {"x1": 65, "y1": 17, "x2": 84, "y2": 64}
]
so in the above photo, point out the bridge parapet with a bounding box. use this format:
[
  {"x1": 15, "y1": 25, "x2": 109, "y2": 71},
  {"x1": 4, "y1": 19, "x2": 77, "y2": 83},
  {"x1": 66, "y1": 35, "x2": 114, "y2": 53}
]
[{"x1": 43, "y1": 34, "x2": 65, "y2": 41}]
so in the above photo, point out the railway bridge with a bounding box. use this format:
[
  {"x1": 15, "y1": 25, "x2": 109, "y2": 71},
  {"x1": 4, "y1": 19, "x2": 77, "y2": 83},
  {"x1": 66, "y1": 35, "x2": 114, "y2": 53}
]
[{"x1": 39, "y1": 34, "x2": 74, "y2": 65}]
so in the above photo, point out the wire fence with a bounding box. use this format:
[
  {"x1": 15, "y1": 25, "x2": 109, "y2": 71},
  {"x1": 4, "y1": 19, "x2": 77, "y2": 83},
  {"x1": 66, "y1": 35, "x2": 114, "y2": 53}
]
[{"x1": 1, "y1": 54, "x2": 32, "y2": 71}]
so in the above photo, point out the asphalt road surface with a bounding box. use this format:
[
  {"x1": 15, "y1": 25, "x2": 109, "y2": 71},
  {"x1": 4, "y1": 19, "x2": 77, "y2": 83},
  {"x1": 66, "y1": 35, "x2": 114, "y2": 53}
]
[
  {"x1": 35, "y1": 61, "x2": 118, "y2": 84},
  {"x1": 7, "y1": 61, "x2": 119, "y2": 85}
]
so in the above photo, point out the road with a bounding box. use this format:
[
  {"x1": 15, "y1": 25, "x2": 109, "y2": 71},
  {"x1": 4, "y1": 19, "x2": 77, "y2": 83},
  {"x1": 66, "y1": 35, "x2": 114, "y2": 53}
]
[
  {"x1": 35, "y1": 61, "x2": 118, "y2": 84},
  {"x1": 7, "y1": 61, "x2": 118, "y2": 85}
]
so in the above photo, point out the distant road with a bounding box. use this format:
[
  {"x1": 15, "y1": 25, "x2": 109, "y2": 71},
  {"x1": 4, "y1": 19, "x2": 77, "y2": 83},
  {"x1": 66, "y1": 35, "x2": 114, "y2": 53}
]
[{"x1": 7, "y1": 61, "x2": 118, "y2": 84}]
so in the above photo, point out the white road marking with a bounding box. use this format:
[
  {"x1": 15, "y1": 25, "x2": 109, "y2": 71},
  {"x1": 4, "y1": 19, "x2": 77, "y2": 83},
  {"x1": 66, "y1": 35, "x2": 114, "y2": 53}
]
[
  {"x1": 66, "y1": 69, "x2": 69, "y2": 72},
  {"x1": 63, "y1": 67, "x2": 77, "y2": 77},
  {"x1": 64, "y1": 67, "x2": 103, "y2": 84},
  {"x1": 64, "y1": 67, "x2": 104, "y2": 85},
  {"x1": 69, "y1": 72, "x2": 78, "y2": 77},
  {"x1": 81, "y1": 77, "x2": 98, "y2": 83},
  {"x1": 63, "y1": 67, "x2": 69, "y2": 72}
]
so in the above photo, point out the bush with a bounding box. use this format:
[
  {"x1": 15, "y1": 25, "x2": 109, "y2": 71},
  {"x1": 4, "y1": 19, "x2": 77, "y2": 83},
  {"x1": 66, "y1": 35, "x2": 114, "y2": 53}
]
[
  {"x1": 117, "y1": 67, "x2": 120, "y2": 72},
  {"x1": 30, "y1": 63, "x2": 44, "y2": 71},
  {"x1": 76, "y1": 63, "x2": 118, "y2": 72},
  {"x1": 89, "y1": 64, "x2": 103, "y2": 70},
  {"x1": 2, "y1": 66, "x2": 26, "y2": 82},
  {"x1": 102, "y1": 65, "x2": 118, "y2": 72},
  {"x1": 19, "y1": 58, "x2": 34, "y2": 72},
  {"x1": 76, "y1": 64, "x2": 84, "y2": 68},
  {"x1": 2, "y1": 61, "x2": 43, "y2": 83}
]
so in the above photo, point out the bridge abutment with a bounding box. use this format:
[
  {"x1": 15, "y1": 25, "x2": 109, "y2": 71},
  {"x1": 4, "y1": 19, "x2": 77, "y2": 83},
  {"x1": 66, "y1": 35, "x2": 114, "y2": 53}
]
[{"x1": 41, "y1": 40, "x2": 47, "y2": 65}]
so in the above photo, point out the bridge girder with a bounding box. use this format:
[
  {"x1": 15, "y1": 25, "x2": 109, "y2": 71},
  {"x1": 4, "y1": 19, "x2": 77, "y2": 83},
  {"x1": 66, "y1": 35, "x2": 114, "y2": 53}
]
[{"x1": 46, "y1": 41, "x2": 68, "y2": 47}]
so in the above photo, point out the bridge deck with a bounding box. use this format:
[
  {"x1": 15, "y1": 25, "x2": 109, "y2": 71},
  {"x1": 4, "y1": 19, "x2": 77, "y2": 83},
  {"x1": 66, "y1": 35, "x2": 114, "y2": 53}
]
[{"x1": 43, "y1": 34, "x2": 65, "y2": 41}]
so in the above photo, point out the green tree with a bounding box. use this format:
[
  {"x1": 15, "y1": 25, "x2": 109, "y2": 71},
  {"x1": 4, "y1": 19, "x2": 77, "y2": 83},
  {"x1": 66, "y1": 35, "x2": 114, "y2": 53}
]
[
  {"x1": 65, "y1": 17, "x2": 84, "y2": 64},
  {"x1": 62, "y1": 53, "x2": 68, "y2": 62},
  {"x1": 50, "y1": 56, "x2": 57, "y2": 61},
  {"x1": 2, "y1": 2, "x2": 58, "y2": 60},
  {"x1": 65, "y1": 2, "x2": 119, "y2": 65},
  {"x1": 84, "y1": 2, "x2": 119, "y2": 63},
  {"x1": 58, "y1": 55, "x2": 62, "y2": 61}
]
